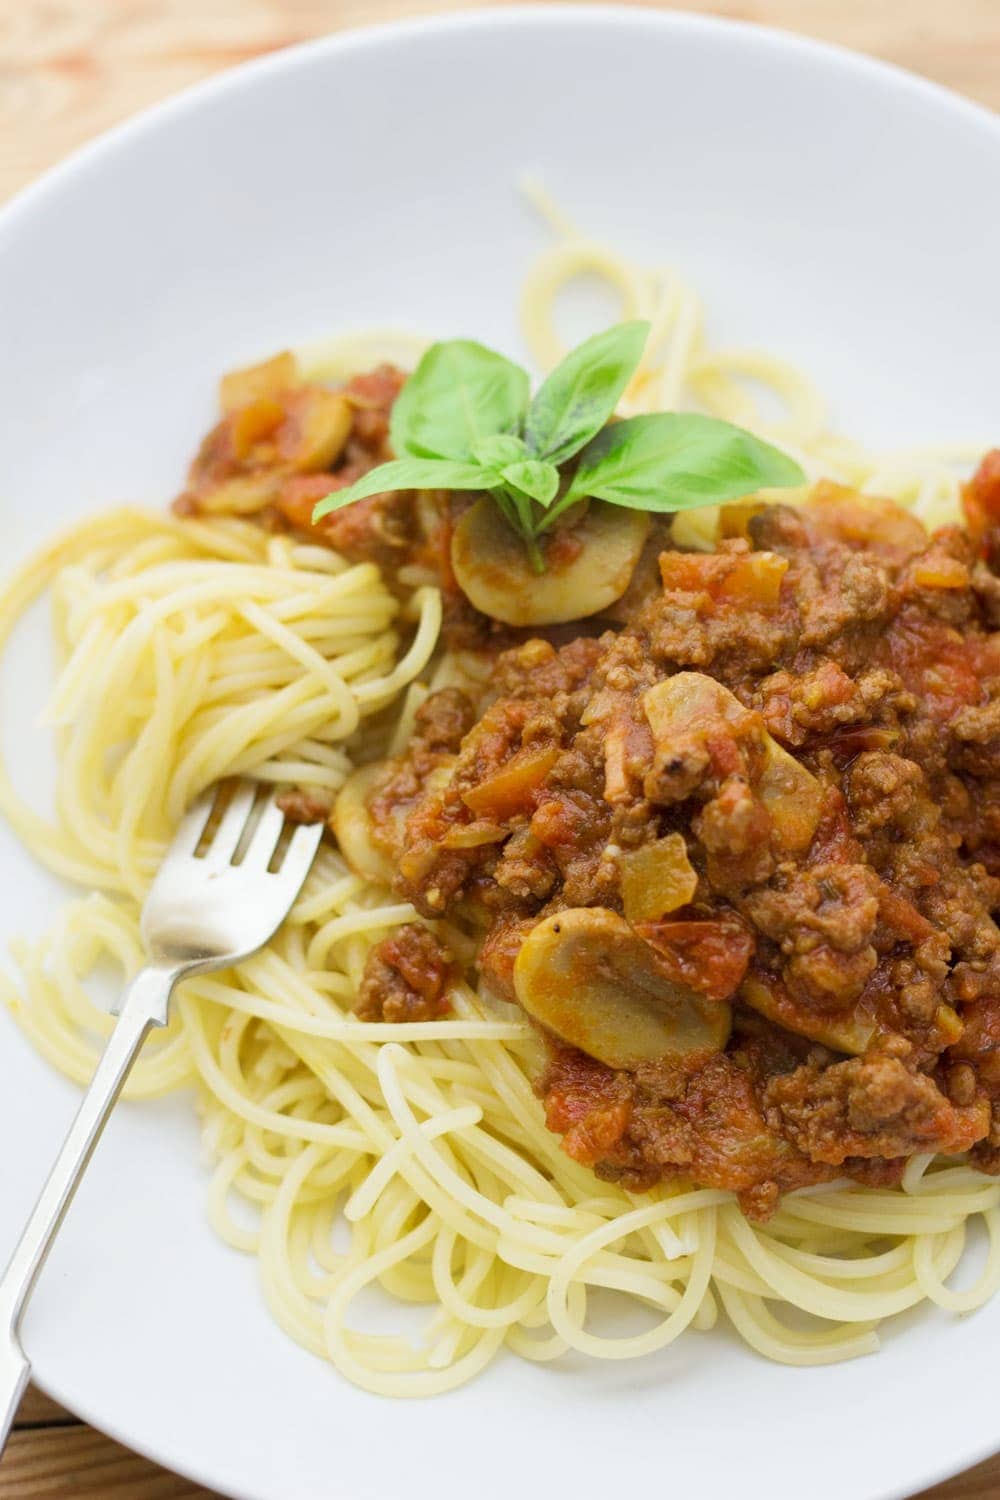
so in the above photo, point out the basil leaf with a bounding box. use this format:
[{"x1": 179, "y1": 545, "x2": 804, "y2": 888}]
[
  {"x1": 312, "y1": 458, "x2": 493, "y2": 521},
  {"x1": 500, "y1": 459, "x2": 560, "y2": 506},
  {"x1": 472, "y1": 433, "x2": 528, "y2": 467},
  {"x1": 389, "y1": 340, "x2": 530, "y2": 461},
  {"x1": 563, "y1": 413, "x2": 806, "y2": 512},
  {"x1": 523, "y1": 320, "x2": 649, "y2": 466}
]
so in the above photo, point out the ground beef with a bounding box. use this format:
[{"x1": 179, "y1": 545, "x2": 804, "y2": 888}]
[
  {"x1": 354, "y1": 924, "x2": 453, "y2": 1023},
  {"x1": 744, "y1": 863, "x2": 881, "y2": 1010},
  {"x1": 845, "y1": 751, "x2": 932, "y2": 840},
  {"x1": 951, "y1": 698, "x2": 1000, "y2": 777},
  {"x1": 276, "y1": 789, "x2": 332, "y2": 824},
  {"x1": 971, "y1": 561, "x2": 1000, "y2": 626},
  {"x1": 411, "y1": 686, "x2": 478, "y2": 752},
  {"x1": 756, "y1": 662, "x2": 906, "y2": 747},
  {"x1": 763, "y1": 1037, "x2": 988, "y2": 1164}
]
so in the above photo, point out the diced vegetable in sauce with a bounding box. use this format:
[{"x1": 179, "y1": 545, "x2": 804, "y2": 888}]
[
  {"x1": 462, "y1": 745, "x2": 561, "y2": 819},
  {"x1": 277, "y1": 388, "x2": 353, "y2": 473},
  {"x1": 618, "y1": 833, "x2": 698, "y2": 922},
  {"x1": 219, "y1": 351, "x2": 298, "y2": 412}
]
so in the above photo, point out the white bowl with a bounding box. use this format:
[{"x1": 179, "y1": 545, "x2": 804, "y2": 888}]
[{"x1": 1, "y1": 10, "x2": 999, "y2": 1500}]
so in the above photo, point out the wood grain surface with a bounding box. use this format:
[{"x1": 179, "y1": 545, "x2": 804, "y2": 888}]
[{"x1": 1, "y1": 1, "x2": 998, "y2": 1496}]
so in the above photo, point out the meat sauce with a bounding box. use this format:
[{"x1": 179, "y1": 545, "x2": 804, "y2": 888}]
[
  {"x1": 177, "y1": 361, "x2": 1000, "y2": 1219},
  {"x1": 175, "y1": 360, "x2": 430, "y2": 573},
  {"x1": 365, "y1": 457, "x2": 1000, "y2": 1218}
]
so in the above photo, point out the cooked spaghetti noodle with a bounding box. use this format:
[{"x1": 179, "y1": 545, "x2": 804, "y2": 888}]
[{"x1": 2, "y1": 207, "x2": 999, "y2": 1397}]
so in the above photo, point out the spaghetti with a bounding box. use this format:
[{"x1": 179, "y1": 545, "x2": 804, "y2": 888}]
[{"x1": 2, "y1": 207, "x2": 999, "y2": 1397}]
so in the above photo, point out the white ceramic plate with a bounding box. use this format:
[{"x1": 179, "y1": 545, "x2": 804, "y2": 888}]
[{"x1": 2, "y1": 9, "x2": 999, "y2": 1499}]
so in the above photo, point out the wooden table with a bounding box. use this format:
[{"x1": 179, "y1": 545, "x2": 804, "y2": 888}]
[{"x1": 1, "y1": 1, "x2": 999, "y2": 1494}]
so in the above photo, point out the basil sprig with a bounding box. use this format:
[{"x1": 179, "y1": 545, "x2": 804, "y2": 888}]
[
  {"x1": 313, "y1": 322, "x2": 805, "y2": 570},
  {"x1": 388, "y1": 340, "x2": 529, "y2": 461},
  {"x1": 522, "y1": 321, "x2": 648, "y2": 465}
]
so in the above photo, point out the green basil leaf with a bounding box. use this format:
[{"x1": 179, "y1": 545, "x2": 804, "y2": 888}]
[
  {"x1": 499, "y1": 459, "x2": 560, "y2": 507},
  {"x1": 389, "y1": 340, "x2": 530, "y2": 461},
  {"x1": 472, "y1": 433, "x2": 528, "y2": 467},
  {"x1": 563, "y1": 413, "x2": 806, "y2": 512},
  {"x1": 312, "y1": 458, "x2": 494, "y2": 521},
  {"x1": 523, "y1": 320, "x2": 649, "y2": 466}
]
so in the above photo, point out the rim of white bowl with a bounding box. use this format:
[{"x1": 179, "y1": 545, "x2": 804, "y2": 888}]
[{"x1": 3, "y1": 10, "x2": 1000, "y2": 1500}]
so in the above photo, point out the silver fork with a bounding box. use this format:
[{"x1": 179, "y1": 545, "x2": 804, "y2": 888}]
[{"x1": 0, "y1": 780, "x2": 323, "y2": 1451}]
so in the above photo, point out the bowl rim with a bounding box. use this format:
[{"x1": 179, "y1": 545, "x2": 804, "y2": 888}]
[
  {"x1": 3, "y1": 9, "x2": 1000, "y2": 1499},
  {"x1": 2, "y1": 3, "x2": 999, "y2": 251}
]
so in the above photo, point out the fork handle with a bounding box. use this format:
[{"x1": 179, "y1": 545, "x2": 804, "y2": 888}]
[{"x1": 0, "y1": 965, "x2": 175, "y2": 1452}]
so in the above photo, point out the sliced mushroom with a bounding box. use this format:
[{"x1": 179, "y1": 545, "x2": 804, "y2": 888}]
[
  {"x1": 197, "y1": 473, "x2": 282, "y2": 515},
  {"x1": 513, "y1": 907, "x2": 731, "y2": 1069},
  {"x1": 643, "y1": 672, "x2": 823, "y2": 857},
  {"x1": 334, "y1": 754, "x2": 460, "y2": 884},
  {"x1": 740, "y1": 971, "x2": 875, "y2": 1055},
  {"x1": 332, "y1": 763, "x2": 398, "y2": 884},
  {"x1": 451, "y1": 497, "x2": 649, "y2": 627}
]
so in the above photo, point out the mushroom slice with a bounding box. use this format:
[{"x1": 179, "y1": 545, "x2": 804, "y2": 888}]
[
  {"x1": 643, "y1": 672, "x2": 823, "y2": 856},
  {"x1": 740, "y1": 971, "x2": 875, "y2": 1056},
  {"x1": 332, "y1": 763, "x2": 396, "y2": 884},
  {"x1": 331, "y1": 757, "x2": 460, "y2": 886},
  {"x1": 513, "y1": 907, "x2": 731, "y2": 1069},
  {"x1": 451, "y1": 497, "x2": 649, "y2": 627}
]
